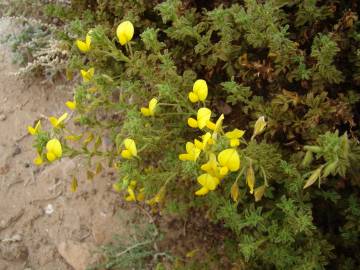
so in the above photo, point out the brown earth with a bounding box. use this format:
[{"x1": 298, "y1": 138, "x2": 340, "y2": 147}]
[{"x1": 0, "y1": 17, "x2": 145, "y2": 270}]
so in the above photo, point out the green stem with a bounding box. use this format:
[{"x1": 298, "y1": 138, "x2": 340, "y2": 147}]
[
  {"x1": 158, "y1": 112, "x2": 193, "y2": 116},
  {"x1": 260, "y1": 166, "x2": 268, "y2": 187},
  {"x1": 158, "y1": 103, "x2": 179, "y2": 107},
  {"x1": 235, "y1": 167, "x2": 246, "y2": 183},
  {"x1": 127, "y1": 42, "x2": 134, "y2": 58}
]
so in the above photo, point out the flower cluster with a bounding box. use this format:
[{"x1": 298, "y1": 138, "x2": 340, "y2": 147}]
[
  {"x1": 179, "y1": 80, "x2": 267, "y2": 200},
  {"x1": 177, "y1": 80, "x2": 243, "y2": 195}
]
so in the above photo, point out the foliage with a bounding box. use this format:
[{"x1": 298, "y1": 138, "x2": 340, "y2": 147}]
[
  {"x1": 1, "y1": 16, "x2": 68, "y2": 80},
  {"x1": 22, "y1": 0, "x2": 360, "y2": 269},
  {"x1": 89, "y1": 223, "x2": 170, "y2": 270}
]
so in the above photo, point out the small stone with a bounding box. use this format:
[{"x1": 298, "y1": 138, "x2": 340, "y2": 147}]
[
  {"x1": 44, "y1": 204, "x2": 54, "y2": 215},
  {"x1": 57, "y1": 241, "x2": 92, "y2": 270},
  {"x1": 0, "y1": 114, "x2": 6, "y2": 121}
]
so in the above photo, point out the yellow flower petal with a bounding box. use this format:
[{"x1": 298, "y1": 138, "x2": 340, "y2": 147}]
[
  {"x1": 220, "y1": 166, "x2": 229, "y2": 175},
  {"x1": 230, "y1": 181, "x2": 240, "y2": 202},
  {"x1": 148, "y1": 98, "x2": 158, "y2": 115},
  {"x1": 179, "y1": 142, "x2": 200, "y2": 161},
  {"x1": 116, "y1": 21, "x2": 134, "y2": 45},
  {"x1": 27, "y1": 121, "x2": 41, "y2": 135},
  {"x1": 124, "y1": 138, "x2": 137, "y2": 156},
  {"x1": 76, "y1": 40, "x2": 90, "y2": 52},
  {"x1": 213, "y1": 114, "x2": 225, "y2": 132},
  {"x1": 206, "y1": 121, "x2": 216, "y2": 130},
  {"x1": 197, "y1": 173, "x2": 219, "y2": 190},
  {"x1": 188, "y1": 92, "x2": 199, "y2": 103},
  {"x1": 197, "y1": 107, "x2": 211, "y2": 129},
  {"x1": 28, "y1": 126, "x2": 36, "y2": 135},
  {"x1": 230, "y1": 139, "x2": 240, "y2": 147},
  {"x1": 57, "y1": 113, "x2": 68, "y2": 125},
  {"x1": 193, "y1": 79, "x2": 208, "y2": 101},
  {"x1": 46, "y1": 152, "x2": 56, "y2": 162},
  {"x1": 66, "y1": 101, "x2": 76, "y2": 110},
  {"x1": 246, "y1": 165, "x2": 255, "y2": 194},
  {"x1": 81, "y1": 68, "x2": 95, "y2": 83},
  {"x1": 85, "y1": 33, "x2": 91, "y2": 47},
  {"x1": 218, "y1": 148, "x2": 240, "y2": 172},
  {"x1": 179, "y1": 153, "x2": 190, "y2": 161},
  {"x1": 121, "y1": 149, "x2": 132, "y2": 159},
  {"x1": 49, "y1": 117, "x2": 58, "y2": 128},
  {"x1": 201, "y1": 132, "x2": 212, "y2": 148},
  {"x1": 194, "y1": 139, "x2": 203, "y2": 150},
  {"x1": 46, "y1": 138, "x2": 62, "y2": 159},
  {"x1": 141, "y1": 107, "x2": 151, "y2": 116},
  {"x1": 195, "y1": 186, "x2": 209, "y2": 196},
  {"x1": 188, "y1": 118, "x2": 198, "y2": 128},
  {"x1": 225, "y1": 128, "x2": 245, "y2": 139},
  {"x1": 141, "y1": 98, "x2": 158, "y2": 116},
  {"x1": 33, "y1": 155, "x2": 43, "y2": 166},
  {"x1": 125, "y1": 187, "x2": 136, "y2": 201},
  {"x1": 252, "y1": 116, "x2": 267, "y2": 139},
  {"x1": 201, "y1": 153, "x2": 218, "y2": 174}
]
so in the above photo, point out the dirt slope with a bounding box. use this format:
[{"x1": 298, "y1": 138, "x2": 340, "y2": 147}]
[{"x1": 0, "y1": 17, "x2": 140, "y2": 270}]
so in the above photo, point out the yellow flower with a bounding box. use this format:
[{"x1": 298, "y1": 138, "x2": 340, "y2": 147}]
[
  {"x1": 28, "y1": 120, "x2": 41, "y2": 135},
  {"x1": 225, "y1": 128, "x2": 245, "y2": 147},
  {"x1": 146, "y1": 186, "x2": 166, "y2": 205},
  {"x1": 200, "y1": 153, "x2": 222, "y2": 178},
  {"x1": 188, "y1": 79, "x2": 208, "y2": 103},
  {"x1": 125, "y1": 187, "x2": 136, "y2": 201},
  {"x1": 49, "y1": 113, "x2": 68, "y2": 128},
  {"x1": 116, "y1": 21, "x2": 134, "y2": 45},
  {"x1": 33, "y1": 154, "x2": 43, "y2": 166},
  {"x1": 218, "y1": 148, "x2": 240, "y2": 175},
  {"x1": 141, "y1": 98, "x2": 158, "y2": 116},
  {"x1": 246, "y1": 164, "x2": 255, "y2": 194},
  {"x1": 251, "y1": 116, "x2": 267, "y2": 140},
  {"x1": 254, "y1": 185, "x2": 266, "y2": 202},
  {"x1": 194, "y1": 132, "x2": 212, "y2": 150},
  {"x1": 179, "y1": 142, "x2": 201, "y2": 161},
  {"x1": 187, "y1": 107, "x2": 212, "y2": 129},
  {"x1": 76, "y1": 33, "x2": 91, "y2": 53},
  {"x1": 206, "y1": 114, "x2": 224, "y2": 133},
  {"x1": 80, "y1": 68, "x2": 95, "y2": 83},
  {"x1": 65, "y1": 134, "x2": 83, "y2": 141},
  {"x1": 125, "y1": 180, "x2": 137, "y2": 201},
  {"x1": 46, "y1": 138, "x2": 62, "y2": 162},
  {"x1": 137, "y1": 188, "x2": 145, "y2": 201},
  {"x1": 121, "y1": 138, "x2": 137, "y2": 159},
  {"x1": 195, "y1": 173, "x2": 220, "y2": 196},
  {"x1": 65, "y1": 100, "x2": 76, "y2": 110}
]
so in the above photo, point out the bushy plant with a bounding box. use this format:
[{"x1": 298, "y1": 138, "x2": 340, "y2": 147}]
[{"x1": 26, "y1": 0, "x2": 360, "y2": 269}]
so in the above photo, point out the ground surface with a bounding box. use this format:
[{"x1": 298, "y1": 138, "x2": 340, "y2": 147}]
[{"x1": 0, "y1": 17, "x2": 141, "y2": 270}]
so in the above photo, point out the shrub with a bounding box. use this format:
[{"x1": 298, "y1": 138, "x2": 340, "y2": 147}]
[{"x1": 27, "y1": 0, "x2": 360, "y2": 269}]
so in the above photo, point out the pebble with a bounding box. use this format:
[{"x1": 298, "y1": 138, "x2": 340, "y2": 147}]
[{"x1": 0, "y1": 114, "x2": 6, "y2": 121}]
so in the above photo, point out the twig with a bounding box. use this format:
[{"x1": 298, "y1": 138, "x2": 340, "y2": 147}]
[
  {"x1": 30, "y1": 190, "x2": 63, "y2": 204},
  {"x1": 115, "y1": 240, "x2": 152, "y2": 257}
]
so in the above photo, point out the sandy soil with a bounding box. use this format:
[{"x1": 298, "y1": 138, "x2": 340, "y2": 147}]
[{"x1": 0, "y1": 17, "x2": 142, "y2": 270}]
